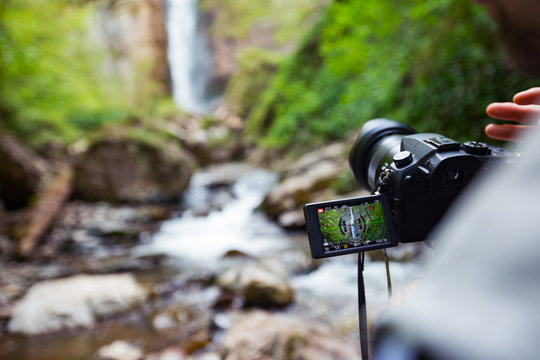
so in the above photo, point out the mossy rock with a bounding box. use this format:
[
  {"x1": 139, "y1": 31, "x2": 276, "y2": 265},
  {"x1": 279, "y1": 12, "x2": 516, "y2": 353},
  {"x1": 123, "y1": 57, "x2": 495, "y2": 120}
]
[{"x1": 73, "y1": 124, "x2": 196, "y2": 203}]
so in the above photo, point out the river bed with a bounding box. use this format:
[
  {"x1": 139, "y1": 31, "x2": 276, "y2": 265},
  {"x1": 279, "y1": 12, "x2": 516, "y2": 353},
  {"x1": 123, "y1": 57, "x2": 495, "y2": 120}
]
[{"x1": 0, "y1": 162, "x2": 422, "y2": 359}]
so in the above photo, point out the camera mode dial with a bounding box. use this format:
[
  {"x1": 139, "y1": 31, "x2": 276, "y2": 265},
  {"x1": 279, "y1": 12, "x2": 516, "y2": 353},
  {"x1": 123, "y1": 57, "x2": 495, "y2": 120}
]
[
  {"x1": 393, "y1": 151, "x2": 413, "y2": 168},
  {"x1": 463, "y1": 141, "x2": 491, "y2": 156}
]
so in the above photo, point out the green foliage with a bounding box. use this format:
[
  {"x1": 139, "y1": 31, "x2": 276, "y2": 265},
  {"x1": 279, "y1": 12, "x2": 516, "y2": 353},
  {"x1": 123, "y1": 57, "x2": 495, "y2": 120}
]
[
  {"x1": 246, "y1": 0, "x2": 540, "y2": 150},
  {"x1": 0, "y1": 0, "x2": 130, "y2": 145},
  {"x1": 223, "y1": 48, "x2": 284, "y2": 119}
]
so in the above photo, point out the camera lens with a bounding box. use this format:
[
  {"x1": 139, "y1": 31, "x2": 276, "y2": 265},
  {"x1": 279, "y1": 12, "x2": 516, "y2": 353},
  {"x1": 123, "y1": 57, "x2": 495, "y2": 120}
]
[{"x1": 349, "y1": 119, "x2": 416, "y2": 191}]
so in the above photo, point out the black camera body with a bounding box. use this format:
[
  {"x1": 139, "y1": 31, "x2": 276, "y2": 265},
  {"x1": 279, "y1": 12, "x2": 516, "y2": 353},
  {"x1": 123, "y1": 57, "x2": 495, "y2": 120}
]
[
  {"x1": 304, "y1": 119, "x2": 514, "y2": 258},
  {"x1": 349, "y1": 119, "x2": 513, "y2": 244}
]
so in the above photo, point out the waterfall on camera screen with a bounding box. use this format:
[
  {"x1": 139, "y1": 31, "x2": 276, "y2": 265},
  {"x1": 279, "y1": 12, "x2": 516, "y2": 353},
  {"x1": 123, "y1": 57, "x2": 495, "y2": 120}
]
[{"x1": 166, "y1": 0, "x2": 215, "y2": 114}]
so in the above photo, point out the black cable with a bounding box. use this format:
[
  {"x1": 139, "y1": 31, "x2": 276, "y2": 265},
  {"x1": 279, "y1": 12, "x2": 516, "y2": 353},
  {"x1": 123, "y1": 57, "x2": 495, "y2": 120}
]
[{"x1": 358, "y1": 252, "x2": 369, "y2": 359}]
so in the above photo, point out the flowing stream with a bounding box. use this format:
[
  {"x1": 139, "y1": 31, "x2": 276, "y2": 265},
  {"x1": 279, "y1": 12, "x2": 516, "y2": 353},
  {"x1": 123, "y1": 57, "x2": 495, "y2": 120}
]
[
  {"x1": 166, "y1": 0, "x2": 215, "y2": 113},
  {"x1": 137, "y1": 163, "x2": 422, "y2": 335}
]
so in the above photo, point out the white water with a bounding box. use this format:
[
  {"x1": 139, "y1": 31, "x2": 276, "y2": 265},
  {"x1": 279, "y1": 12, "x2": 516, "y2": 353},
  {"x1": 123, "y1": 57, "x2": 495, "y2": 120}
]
[
  {"x1": 138, "y1": 164, "x2": 421, "y2": 325},
  {"x1": 166, "y1": 0, "x2": 215, "y2": 114},
  {"x1": 138, "y1": 166, "x2": 287, "y2": 264}
]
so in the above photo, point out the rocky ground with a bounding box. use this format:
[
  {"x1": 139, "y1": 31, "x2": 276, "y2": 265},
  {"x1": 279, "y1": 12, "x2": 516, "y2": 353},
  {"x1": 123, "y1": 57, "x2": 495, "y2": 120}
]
[
  {"x1": 0, "y1": 119, "x2": 424, "y2": 360},
  {"x1": 1, "y1": 197, "x2": 359, "y2": 360},
  {"x1": 0, "y1": 144, "x2": 378, "y2": 360}
]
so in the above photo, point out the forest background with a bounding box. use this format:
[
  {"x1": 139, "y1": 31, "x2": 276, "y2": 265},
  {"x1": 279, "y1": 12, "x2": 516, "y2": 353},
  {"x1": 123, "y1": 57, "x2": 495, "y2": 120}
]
[{"x1": 2, "y1": 0, "x2": 538, "y2": 154}]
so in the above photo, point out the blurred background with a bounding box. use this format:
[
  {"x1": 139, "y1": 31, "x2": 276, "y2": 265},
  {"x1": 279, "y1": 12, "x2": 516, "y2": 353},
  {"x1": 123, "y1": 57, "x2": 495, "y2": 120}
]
[{"x1": 0, "y1": 0, "x2": 538, "y2": 359}]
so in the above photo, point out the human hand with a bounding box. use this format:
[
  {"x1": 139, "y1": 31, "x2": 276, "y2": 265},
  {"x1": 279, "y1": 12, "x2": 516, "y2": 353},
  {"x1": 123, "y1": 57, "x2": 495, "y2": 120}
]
[{"x1": 485, "y1": 87, "x2": 540, "y2": 141}]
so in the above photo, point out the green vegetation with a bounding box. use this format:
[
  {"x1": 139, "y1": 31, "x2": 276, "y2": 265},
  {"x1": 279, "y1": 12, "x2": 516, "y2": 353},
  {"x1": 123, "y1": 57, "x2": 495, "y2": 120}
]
[
  {"x1": 0, "y1": 0, "x2": 130, "y2": 146},
  {"x1": 223, "y1": 48, "x2": 284, "y2": 119},
  {"x1": 2, "y1": 0, "x2": 538, "y2": 155},
  {"x1": 245, "y1": 0, "x2": 540, "y2": 150}
]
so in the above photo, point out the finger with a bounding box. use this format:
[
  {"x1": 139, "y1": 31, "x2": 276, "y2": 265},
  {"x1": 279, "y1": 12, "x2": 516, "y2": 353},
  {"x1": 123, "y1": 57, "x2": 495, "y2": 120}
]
[
  {"x1": 485, "y1": 124, "x2": 536, "y2": 141},
  {"x1": 486, "y1": 102, "x2": 540, "y2": 123},
  {"x1": 513, "y1": 87, "x2": 540, "y2": 105}
]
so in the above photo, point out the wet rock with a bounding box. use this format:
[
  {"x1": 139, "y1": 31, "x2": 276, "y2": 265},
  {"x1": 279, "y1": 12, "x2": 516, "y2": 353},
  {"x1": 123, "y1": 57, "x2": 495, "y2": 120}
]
[
  {"x1": 95, "y1": 340, "x2": 144, "y2": 360},
  {"x1": 55, "y1": 202, "x2": 171, "y2": 229},
  {"x1": 220, "y1": 311, "x2": 361, "y2": 360},
  {"x1": 145, "y1": 347, "x2": 187, "y2": 360},
  {"x1": 261, "y1": 143, "x2": 351, "y2": 221},
  {"x1": 8, "y1": 274, "x2": 147, "y2": 335},
  {"x1": 149, "y1": 302, "x2": 212, "y2": 354},
  {"x1": 73, "y1": 129, "x2": 195, "y2": 203},
  {"x1": 211, "y1": 290, "x2": 237, "y2": 311},
  {"x1": 276, "y1": 209, "x2": 305, "y2": 229},
  {"x1": 38, "y1": 201, "x2": 171, "y2": 259},
  {"x1": 259, "y1": 252, "x2": 315, "y2": 278},
  {"x1": 261, "y1": 142, "x2": 373, "y2": 225},
  {"x1": 262, "y1": 160, "x2": 343, "y2": 219},
  {"x1": 180, "y1": 163, "x2": 264, "y2": 216},
  {"x1": 192, "y1": 352, "x2": 221, "y2": 360},
  {"x1": 218, "y1": 262, "x2": 294, "y2": 309},
  {"x1": 282, "y1": 143, "x2": 348, "y2": 176},
  {"x1": 191, "y1": 163, "x2": 254, "y2": 188},
  {"x1": 182, "y1": 122, "x2": 243, "y2": 166},
  {"x1": 0, "y1": 261, "x2": 75, "y2": 316},
  {"x1": 222, "y1": 249, "x2": 253, "y2": 259},
  {"x1": 77, "y1": 254, "x2": 167, "y2": 275}
]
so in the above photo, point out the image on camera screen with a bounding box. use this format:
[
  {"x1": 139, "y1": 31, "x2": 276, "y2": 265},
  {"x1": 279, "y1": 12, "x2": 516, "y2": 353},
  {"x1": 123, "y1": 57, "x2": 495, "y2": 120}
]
[{"x1": 317, "y1": 200, "x2": 388, "y2": 253}]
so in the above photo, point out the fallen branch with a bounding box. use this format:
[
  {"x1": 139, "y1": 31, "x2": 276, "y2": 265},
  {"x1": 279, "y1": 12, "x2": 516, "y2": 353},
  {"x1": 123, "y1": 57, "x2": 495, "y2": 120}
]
[{"x1": 13, "y1": 167, "x2": 72, "y2": 258}]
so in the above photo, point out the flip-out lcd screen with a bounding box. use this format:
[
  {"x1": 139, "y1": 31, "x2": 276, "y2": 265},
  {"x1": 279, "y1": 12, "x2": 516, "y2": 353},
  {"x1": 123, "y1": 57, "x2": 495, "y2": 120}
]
[{"x1": 304, "y1": 195, "x2": 396, "y2": 258}]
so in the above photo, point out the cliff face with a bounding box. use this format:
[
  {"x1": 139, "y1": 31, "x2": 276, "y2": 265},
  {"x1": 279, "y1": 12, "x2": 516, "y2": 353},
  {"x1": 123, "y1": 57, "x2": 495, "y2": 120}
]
[
  {"x1": 92, "y1": 0, "x2": 170, "y2": 98},
  {"x1": 200, "y1": 0, "x2": 328, "y2": 97},
  {"x1": 90, "y1": 0, "x2": 239, "y2": 108},
  {"x1": 90, "y1": 0, "x2": 326, "y2": 112}
]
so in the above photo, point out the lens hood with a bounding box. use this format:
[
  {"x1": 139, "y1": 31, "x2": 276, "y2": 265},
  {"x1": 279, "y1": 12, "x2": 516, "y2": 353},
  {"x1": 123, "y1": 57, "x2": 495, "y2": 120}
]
[{"x1": 349, "y1": 119, "x2": 417, "y2": 190}]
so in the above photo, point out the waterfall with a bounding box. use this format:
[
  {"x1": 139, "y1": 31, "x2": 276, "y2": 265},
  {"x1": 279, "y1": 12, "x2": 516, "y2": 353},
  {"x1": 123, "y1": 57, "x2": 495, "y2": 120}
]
[{"x1": 165, "y1": 0, "x2": 215, "y2": 114}]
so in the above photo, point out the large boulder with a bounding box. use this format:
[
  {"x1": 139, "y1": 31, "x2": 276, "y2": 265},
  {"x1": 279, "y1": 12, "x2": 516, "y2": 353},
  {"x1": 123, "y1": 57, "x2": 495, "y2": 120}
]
[
  {"x1": 220, "y1": 311, "x2": 361, "y2": 360},
  {"x1": 261, "y1": 142, "x2": 368, "y2": 228},
  {"x1": 181, "y1": 118, "x2": 244, "y2": 166},
  {"x1": 263, "y1": 160, "x2": 343, "y2": 218},
  {"x1": 218, "y1": 262, "x2": 294, "y2": 309},
  {"x1": 73, "y1": 127, "x2": 196, "y2": 203},
  {"x1": 8, "y1": 273, "x2": 147, "y2": 335}
]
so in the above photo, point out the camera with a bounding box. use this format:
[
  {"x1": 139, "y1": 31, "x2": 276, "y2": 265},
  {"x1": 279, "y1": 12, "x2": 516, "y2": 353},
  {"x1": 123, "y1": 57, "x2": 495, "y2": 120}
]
[{"x1": 304, "y1": 119, "x2": 515, "y2": 259}]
